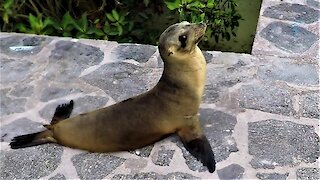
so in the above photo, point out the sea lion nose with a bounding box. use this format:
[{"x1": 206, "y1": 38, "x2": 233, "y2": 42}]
[{"x1": 199, "y1": 22, "x2": 206, "y2": 28}]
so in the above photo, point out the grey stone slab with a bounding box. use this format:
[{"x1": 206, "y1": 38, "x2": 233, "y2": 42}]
[
  {"x1": 10, "y1": 84, "x2": 34, "y2": 97},
  {"x1": 263, "y1": 3, "x2": 320, "y2": 24},
  {"x1": 202, "y1": 85, "x2": 220, "y2": 103},
  {"x1": 0, "y1": 144, "x2": 63, "y2": 179},
  {"x1": 248, "y1": 119, "x2": 320, "y2": 169},
  {"x1": 49, "y1": 173, "x2": 66, "y2": 180},
  {"x1": 307, "y1": 0, "x2": 320, "y2": 9},
  {"x1": 0, "y1": 88, "x2": 26, "y2": 116},
  {"x1": 72, "y1": 96, "x2": 108, "y2": 115},
  {"x1": 204, "y1": 57, "x2": 254, "y2": 103},
  {"x1": 0, "y1": 118, "x2": 44, "y2": 142},
  {"x1": 202, "y1": 51, "x2": 213, "y2": 63},
  {"x1": 40, "y1": 87, "x2": 82, "y2": 102},
  {"x1": 217, "y1": 164, "x2": 245, "y2": 180},
  {"x1": 301, "y1": 92, "x2": 320, "y2": 119},
  {"x1": 82, "y1": 62, "x2": 152, "y2": 102},
  {"x1": 239, "y1": 83, "x2": 295, "y2": 116},
  {"x1": 258, "y1": 61, "x2": 319, "y2": 86},
  {"x1": 71, "y1": 153, "x2": 125, "y2": 180},
  {"x1": 296, "y1": 168, "x2": 319, "y2": 180},
  {"x1": 175, "y1": 109, "x2": 238, "y2": 172},
  {"x1": 153, "y1": 148, "x2": 175, "y2": 166},
  {"x1": 129, "y1": 144, "x2": 154, "y2": 158},
  {"x1": 113, "y1": 44, "x2": 157, "y2": 63},
  {"x1": 0, "y1": 58, "x2": 34, "y2": 84},
  {"x1": 260, "y1": 22, "x2": 318, "y2": 53},
  {"x1": 39, "y1": 96, "x2": 108, "y2": 121},
  {"x1": 256, "y1": 172, "x2": 289, "y2": 180},
  {"x1": 112, "y1": 172, "x2": 199, "y2": 180},
  {"x1": 46, "y1": 41, "x2": 104, "y2": 82},
  {"x1": 0, "y1": 36, "x2": 51, "y2": 56}
]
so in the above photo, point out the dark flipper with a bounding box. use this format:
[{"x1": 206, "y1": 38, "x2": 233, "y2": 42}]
[
  {"x1": 183, "y1": 135, "x2": 216, "y2": 173},
  {"x1": 10, "y1": 130, "x2": 55, "y2": 149},
  {"x1": 9, "y1": 101, "x2": 72, "y2": 149},
  {"x1": 51, "y1": 100, "x2": 74, "y2": 125}
]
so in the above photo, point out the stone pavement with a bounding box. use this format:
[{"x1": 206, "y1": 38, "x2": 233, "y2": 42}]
[
  {"x1": 252, "y1": 0, "x2": 319, "y2": 60},
  {"x1": 0, "y1": 1, "x2": 319, "y2": 179}
]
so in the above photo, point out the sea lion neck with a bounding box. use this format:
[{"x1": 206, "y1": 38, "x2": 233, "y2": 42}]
[{"x1": 156, "y1": 46, "x2": 206, "y2": 106}]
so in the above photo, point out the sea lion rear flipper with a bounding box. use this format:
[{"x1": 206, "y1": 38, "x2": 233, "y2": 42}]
[
  {"x1": 51, "y1": 100, "x2": 74, "y2": 125},
  {"x1": 10, "y1": 130, "x2": 56, "y2": 149},
  {"x1": 183, "y1": 135, "x2": 216, "y2": 173}
]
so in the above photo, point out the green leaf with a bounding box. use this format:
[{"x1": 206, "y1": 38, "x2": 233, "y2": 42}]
[
  {"x1": 207, "y1": 0, "x2": 214, "y2": 9},
  {"x1": 188, "y1": 2, "x2": 205, "y2": 9},
  {"x1": 111, "y1": 9, "x2": 119, "y2": 21},
  {"x1": 16, "y1": 23, "x2": 28, "y2": 32},
  {"x1": 75, "y1": 13, "x2": 88, "y2": 32},
  {"x1": 94, "y1": 19, "x2": 100, "y2": 24},
  {"x1": 116, "y1": 24, "x2": 123, "y2": 36},
  {"x1": 4, "y1": 0, "x2": 14, "y2": 10},
  {"x1": 94, "y1": 29, "x2": 105, "y2": 36},
  {"x1": 76, "y1": 32, "x2": 89, "y2": 39},
  {"x1": 86, "y1": 28, "x2": 95, "y2": 35},
  {"x1": 106, "y1": 13, "x2": 116, "y2": 22},
  {"x1": 29, "y1": 14, "x2": 43, "y2": 34},
  {"x1": 3, "y1": 13, "x2": 9, "y2": 24},
  {"x1": 62, "y1": 12, "x2": 76, "y2": 30},
  {"x1": 164, "y1": 0, "x2": 181, "y2": 10},
  {"x1": 62, "y1": 31, "x2": 72, "y2": 37},
  {"x1": 86, "y1": 28, "x2": 104, "y2": 37},
  {"x1": 103, "y1": 22, "x2": 110, "y2": 33},
  {"x1": 118, "y1": 15, "x2": 125, "y2": 24},
  {"x1": 108, "y1": 26, "x2": 119, "y2": 36},
  {"x1": 43, "y1": 17, "x2": 60, "y2": 29},
  {"x1": 28, "y1": 14, "x2": 39, "y2": 30},
  {"x1": 200, "y1": 13, "x2": 205, "y2": 21}
]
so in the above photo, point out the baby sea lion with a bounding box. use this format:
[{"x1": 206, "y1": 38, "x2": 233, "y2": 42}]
[{"x1": 10, "y1": 21, "x2": 216, "y2": 172}]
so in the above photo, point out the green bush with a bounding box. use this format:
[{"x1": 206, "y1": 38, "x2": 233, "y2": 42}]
[{"x1": 0, "y1": 0, "x2": 241, "y2": 49}]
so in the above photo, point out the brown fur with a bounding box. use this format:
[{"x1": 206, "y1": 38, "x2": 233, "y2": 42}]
[{"x1": 10, "y1": 22, "x2": 216, "y2": 172}]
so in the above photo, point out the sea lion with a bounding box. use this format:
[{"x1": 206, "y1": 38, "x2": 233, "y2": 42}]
[{"x1": 10, "y1": 21, "x2": 216, "y2": 172}]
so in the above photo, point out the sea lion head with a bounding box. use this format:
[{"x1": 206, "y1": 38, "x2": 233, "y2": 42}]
[{"x1": 158, "y1": 21, "x2": 206, "y2": 62}]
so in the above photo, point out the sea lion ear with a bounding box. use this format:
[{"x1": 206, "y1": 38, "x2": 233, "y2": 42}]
[{"x1": 167, "y1": 47, "x2": 175, "y2": 56}]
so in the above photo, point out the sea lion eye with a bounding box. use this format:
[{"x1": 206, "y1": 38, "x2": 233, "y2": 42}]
[{"x1": 179, "y1": 35, "x2": 188, "y2": 48}]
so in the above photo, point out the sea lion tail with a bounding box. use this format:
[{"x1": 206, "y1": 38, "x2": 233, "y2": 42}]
[{"x1": 9, "y1": 130, "x2": 56, "y2": 149}]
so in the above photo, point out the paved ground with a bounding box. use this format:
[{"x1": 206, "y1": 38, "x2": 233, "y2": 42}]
[{"x1": 0, "y1": 0, "x2": 319, "y2": 179}]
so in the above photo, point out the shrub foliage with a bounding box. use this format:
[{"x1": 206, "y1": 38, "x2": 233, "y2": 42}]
[{"x1": 0, "y1": 0, "x2": 241, "y2": 48}]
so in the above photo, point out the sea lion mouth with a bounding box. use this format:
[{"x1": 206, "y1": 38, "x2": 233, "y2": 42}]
[
  {"x1": 195, "y1": 35, "x2": 204, "y2": 44},
  {"x1": 194, "y1": 23, "x2": 206, "y2": 44}
]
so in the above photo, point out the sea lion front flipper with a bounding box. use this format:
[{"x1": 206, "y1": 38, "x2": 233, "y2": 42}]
[
  {"x1": 178, "y1": 116, "x2": 216, "y2": 173},
  {"x1": 51, "y1": 100, "x2": 74, "y2": 125},
  {"x1": 183, "y1": 135, "x2": 216, "y2": 173}
]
